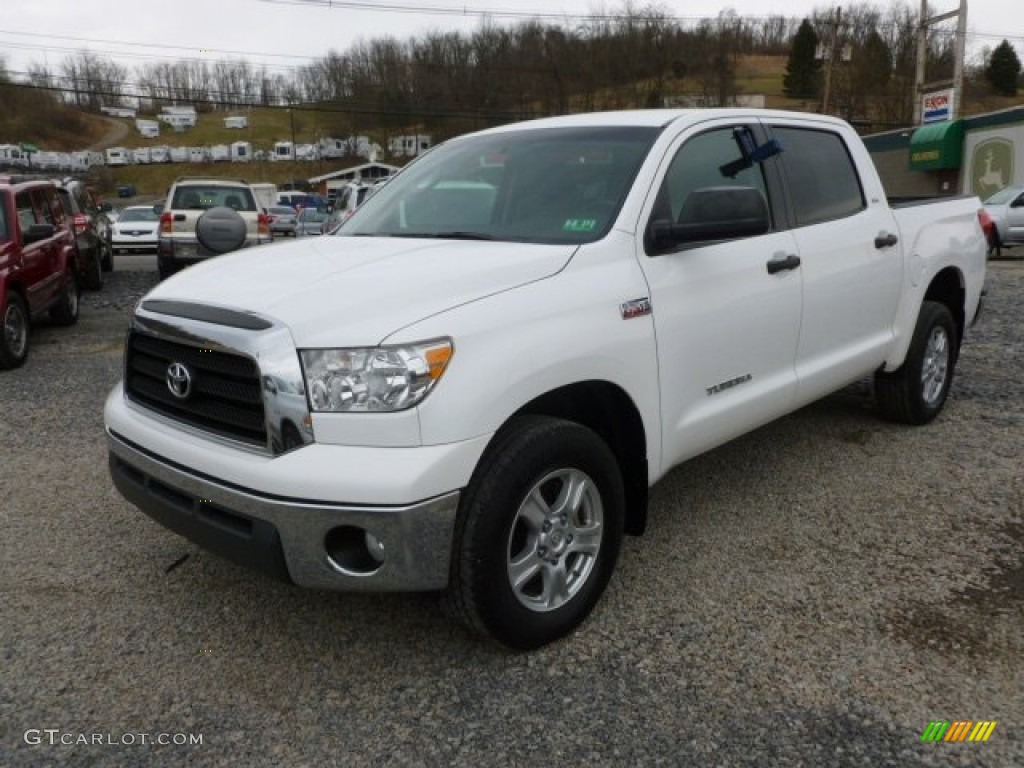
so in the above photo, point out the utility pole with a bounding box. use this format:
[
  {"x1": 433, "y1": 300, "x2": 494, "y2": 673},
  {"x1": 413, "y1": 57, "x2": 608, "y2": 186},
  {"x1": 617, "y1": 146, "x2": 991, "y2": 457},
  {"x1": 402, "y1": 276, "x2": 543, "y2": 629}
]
[
  {"x1": 289, "y1": 106, "x2": 297, "y2": 188},
  {"x1": 820, "y1": 7, "x2": 842, "y2": 115},
  {"x1": 913, "y1": 1, "x2": 968, "y2": 123}
]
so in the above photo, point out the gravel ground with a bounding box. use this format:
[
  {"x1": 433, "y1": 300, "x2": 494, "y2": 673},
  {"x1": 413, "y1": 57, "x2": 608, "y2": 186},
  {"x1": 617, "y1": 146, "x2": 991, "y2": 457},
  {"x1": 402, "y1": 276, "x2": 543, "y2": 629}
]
[{"x1": 1, "y1": 261, "x2": 1021, "y2": 767}]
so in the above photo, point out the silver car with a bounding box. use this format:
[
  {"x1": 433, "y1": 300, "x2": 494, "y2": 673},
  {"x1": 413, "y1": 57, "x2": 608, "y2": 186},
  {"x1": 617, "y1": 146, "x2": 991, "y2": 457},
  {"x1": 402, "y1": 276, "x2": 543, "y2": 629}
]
[
  {"x1": 267, "y1": 205, "x2": 298, "y2": 237},
  {"x1": 295, "y1": 208, "x2": 329, "y2": 237},
  {"x1": 983, "y1": 185, "x2": 1024, "y2": 256}
]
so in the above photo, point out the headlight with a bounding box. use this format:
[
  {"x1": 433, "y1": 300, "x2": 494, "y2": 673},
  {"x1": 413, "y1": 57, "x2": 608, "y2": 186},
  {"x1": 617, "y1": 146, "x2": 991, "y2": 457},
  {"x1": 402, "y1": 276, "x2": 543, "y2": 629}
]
[{"x1": 300, "y1": 339, "x2": 453, "y2": 413}]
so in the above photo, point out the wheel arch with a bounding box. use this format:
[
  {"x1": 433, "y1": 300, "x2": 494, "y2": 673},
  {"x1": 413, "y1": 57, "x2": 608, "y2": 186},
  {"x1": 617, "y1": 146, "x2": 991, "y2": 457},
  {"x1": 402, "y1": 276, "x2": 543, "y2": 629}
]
[
  {"x1": 923, "y1": 267, "x2": 965, "y2": 358},
  {"x1": 497, "y1": 380, "x2": 649, "y2": 536}
]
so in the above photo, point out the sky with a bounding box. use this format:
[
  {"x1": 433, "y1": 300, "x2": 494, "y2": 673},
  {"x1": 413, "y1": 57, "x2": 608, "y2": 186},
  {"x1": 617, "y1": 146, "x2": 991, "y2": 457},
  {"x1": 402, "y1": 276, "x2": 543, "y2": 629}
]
[{"x1": 1, "y1": 0, "x2": 1021, "y2": 83}]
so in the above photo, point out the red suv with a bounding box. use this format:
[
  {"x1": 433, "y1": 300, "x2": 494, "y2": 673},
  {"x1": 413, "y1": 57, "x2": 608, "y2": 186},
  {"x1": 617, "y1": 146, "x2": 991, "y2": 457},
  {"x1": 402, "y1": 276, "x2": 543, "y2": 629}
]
[{"x1": 0, "y1": 176, "x2": 80, "y2": 369}]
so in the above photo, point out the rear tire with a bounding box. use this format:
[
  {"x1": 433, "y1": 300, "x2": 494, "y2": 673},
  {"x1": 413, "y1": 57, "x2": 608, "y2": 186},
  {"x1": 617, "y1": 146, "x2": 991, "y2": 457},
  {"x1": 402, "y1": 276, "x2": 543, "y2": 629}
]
[
  {"x1": 444, "y1": 415, "x2": 624, "y2": 650},
  {"x1": 1, "y1": 291, "x2": 30, "y2": 369},
  {"x1": 875, "y1": 301, "x2": 957, "y2": 425},
  {"x1": 50, "y1": 272, "x2": 80, "y2": 326}
]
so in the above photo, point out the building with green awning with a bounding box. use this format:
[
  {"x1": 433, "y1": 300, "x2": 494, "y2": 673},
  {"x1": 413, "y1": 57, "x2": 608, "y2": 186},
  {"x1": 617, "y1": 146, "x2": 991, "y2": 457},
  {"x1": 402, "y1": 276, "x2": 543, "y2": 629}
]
[{"x1": 909, "y1": 120, "x2": 965, "y2": 171}]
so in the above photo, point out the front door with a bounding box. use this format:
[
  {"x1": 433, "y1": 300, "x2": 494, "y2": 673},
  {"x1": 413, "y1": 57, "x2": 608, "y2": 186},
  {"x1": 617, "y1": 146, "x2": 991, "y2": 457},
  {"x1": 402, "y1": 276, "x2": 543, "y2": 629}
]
[{"x1": 637, "y1": 122, "x2": 803, "y2": 469}]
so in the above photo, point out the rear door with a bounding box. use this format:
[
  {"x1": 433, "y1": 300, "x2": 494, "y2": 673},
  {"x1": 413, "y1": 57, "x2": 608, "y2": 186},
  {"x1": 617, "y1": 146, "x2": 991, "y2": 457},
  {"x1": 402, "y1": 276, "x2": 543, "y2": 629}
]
[
  {"x1": 638, "y1": 119, "x2": 804, "y2": 467},
  {"x1": 765, "y1": 119, "x2": 903, "y2": 402}
]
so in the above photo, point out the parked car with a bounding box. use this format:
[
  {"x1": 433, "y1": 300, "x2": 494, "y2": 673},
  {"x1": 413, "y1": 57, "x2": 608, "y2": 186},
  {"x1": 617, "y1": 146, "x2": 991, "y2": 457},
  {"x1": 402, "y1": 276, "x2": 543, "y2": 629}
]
[
  {"x1": 277, "y1": 191, "x2": 326, "y2": 211},
  {"x1": 1, "y1": 175, "x2": 80, "y2": 369},
  {"x1": 295, "y1": 207, "x2": 329, "y2": 236},
  {"x1": 156, "y1": 177, "x2": 272, "y2": 279},
  {"x1": 267, "y1": 205, "x2": 298, "y2": 237},
  {"x1": 321, "y1": 207, "x2": 346, "y2": 235},
  {"x1": 111, "y1": 205, "x2": 160, "y2": 253},
  {"x1": 56, "y1": 179, "x2": 113, "y2": 290},
  {"x1": 330, "y1": 181, "x2": 373, "y2": 223},
  {"x1": 106, "y1": 110, "x2": 987, "y2": 649},
  {"x1": 982, "y1": 185, "x2": 1024, "y2": 257}
]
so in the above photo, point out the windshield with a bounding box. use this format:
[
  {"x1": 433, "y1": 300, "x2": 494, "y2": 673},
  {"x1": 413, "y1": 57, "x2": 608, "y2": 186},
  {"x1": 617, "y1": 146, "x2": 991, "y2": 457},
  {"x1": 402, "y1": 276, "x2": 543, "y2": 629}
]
[
  {"x1": 172, "y1": 186, "x2": 257, "y2": 212},
  {"x1": 120, "y1": 208, "x2": 159, "y2": 223},
  {"x1": 337, "y1": 126, "x2": 660, "y2": 244},
  {"x1": 984, "y1": 186, "x2": 1023, "y2": 205}
]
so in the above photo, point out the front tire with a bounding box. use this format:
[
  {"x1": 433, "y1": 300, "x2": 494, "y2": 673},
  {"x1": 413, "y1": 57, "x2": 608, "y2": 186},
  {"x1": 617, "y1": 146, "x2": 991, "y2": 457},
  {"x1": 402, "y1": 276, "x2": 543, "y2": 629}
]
[
  {"x1": 875, "y1": 301, "x2": 957, "y2": 425},
  {"x1": 1, "y1": 291, "x2": 30, "y2": 369},
  {"x1": 444, "y1": 416, "x2": 624, "y2": 650}
]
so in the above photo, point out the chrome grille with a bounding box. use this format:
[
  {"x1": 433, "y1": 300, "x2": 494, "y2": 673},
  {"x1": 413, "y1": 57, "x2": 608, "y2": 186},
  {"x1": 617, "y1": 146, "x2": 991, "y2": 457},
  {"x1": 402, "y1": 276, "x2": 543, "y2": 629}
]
[{"x1": 125, "y1": 330, "x2": 267, "y2": 447}]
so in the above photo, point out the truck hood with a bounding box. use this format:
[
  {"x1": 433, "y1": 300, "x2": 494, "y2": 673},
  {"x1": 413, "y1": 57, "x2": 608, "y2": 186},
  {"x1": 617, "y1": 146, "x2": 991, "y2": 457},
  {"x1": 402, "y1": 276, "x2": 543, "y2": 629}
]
[{"x1": 146, "y1": 235, "x2": 577, "y2": 346}]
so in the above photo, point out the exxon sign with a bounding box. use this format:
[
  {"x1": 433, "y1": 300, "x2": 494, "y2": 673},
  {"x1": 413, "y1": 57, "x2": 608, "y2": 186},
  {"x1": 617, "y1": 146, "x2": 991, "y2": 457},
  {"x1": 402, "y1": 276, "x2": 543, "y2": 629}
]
[{"x1": 922, "y1": 90, "x2": 955, "y2": 124}]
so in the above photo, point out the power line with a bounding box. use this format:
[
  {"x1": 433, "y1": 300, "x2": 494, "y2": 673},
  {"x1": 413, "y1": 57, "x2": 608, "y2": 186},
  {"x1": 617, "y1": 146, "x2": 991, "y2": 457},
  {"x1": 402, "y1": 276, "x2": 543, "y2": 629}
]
[{"x1": 0, "y1": 27, "x2": 317, "y2": 62}]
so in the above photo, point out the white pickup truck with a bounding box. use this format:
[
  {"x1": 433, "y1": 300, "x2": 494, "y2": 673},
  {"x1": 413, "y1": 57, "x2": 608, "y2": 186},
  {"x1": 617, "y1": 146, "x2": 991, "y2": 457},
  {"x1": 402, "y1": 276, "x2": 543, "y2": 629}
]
[{"x1": 105, "y1": 110, "x2": 987, "y2": 649}]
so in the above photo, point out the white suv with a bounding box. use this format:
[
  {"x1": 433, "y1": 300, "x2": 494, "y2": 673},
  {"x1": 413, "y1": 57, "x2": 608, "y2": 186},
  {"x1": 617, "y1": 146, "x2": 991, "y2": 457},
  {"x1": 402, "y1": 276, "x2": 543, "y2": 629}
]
[{"x1": 156, "y1": 177, "x2": 271, "y2": 279}]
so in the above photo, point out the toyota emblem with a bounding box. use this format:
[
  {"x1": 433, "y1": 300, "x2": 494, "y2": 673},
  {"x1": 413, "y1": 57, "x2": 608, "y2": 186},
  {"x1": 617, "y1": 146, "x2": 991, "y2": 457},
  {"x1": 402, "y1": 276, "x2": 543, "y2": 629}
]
[{"x1": 166, "y1": 361, "x2": 192, "y2": 399}]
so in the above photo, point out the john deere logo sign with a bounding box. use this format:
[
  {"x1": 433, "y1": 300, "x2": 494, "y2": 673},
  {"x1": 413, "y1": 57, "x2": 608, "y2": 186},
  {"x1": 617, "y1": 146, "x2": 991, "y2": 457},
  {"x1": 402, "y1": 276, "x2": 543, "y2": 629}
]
[{"x1": 971, "y1": 139, "x2": 1014, "y2": 197}]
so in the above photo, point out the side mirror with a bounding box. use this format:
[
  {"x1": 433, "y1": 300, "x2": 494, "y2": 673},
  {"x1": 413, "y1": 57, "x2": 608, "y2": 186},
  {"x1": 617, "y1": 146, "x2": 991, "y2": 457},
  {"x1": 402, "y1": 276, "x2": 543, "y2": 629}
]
[
  {"x1": 649, "y1": 186, "x2": 770, "y2": 251},
  {"x1": 153, "y1": 203, "x2": 165, "y2": 215},
  {"x1": 23, "y1": 223, "x2": 56, "y2": 245}
]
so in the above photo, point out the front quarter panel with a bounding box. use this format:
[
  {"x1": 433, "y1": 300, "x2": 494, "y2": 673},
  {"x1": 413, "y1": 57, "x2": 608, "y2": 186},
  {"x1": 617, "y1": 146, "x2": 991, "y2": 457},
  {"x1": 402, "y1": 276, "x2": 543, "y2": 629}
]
[{"x1": 389, "y1": 231, "x2": 663, "y2": 482}]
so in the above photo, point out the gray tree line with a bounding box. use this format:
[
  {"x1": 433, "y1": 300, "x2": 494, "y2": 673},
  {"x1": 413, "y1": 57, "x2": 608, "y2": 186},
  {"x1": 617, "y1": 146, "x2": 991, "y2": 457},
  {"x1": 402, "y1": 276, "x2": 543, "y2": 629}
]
[{"x1": 13, "y1": 2, "x2": 1006, "y2": 138}]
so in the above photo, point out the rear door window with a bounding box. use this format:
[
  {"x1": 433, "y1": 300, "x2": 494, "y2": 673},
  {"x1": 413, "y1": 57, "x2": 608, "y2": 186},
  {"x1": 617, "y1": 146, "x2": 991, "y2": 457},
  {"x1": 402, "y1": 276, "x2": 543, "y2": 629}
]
[
  {"x1": 32, "y1": 189, "x2": 56, "y2": 226},
  {"x1": 772, "y1": 126, "x2": 865, "y2": 227},
  {"x1": 43, "y1": 189, "x2": 66, "y2": 227}
]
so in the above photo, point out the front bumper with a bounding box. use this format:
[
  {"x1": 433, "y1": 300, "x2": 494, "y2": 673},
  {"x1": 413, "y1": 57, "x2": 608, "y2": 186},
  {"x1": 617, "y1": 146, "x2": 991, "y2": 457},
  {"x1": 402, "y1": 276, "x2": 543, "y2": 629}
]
[
  {"x1": 113, "y1": 234, "x2": 158, "y2": 250},
  {"x1": 108, "y1": 430, "x2": 461, "y2": 590}
]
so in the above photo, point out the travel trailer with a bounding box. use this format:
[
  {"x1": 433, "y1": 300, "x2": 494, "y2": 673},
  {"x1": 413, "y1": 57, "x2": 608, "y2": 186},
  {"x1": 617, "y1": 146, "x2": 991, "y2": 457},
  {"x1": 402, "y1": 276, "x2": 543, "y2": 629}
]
[
  {"x1": 230, "y1": 141, "x2": 252, "y2": 163},
  {"x1": 271, "y1": 141, "x2": 294, "y2": 162},
  {"x1": 136, "y1": 120, "x2": 160, "y2": 138},
  {"x1": 105, "y1": 147, "x2": 132, "y2": 166}
]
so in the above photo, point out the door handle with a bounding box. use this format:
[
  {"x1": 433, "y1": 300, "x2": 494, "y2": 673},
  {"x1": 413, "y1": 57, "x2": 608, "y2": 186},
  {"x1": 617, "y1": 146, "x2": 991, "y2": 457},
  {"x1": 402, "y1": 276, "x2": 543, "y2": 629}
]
[
  {"x1": 874, "y1": 231, "x2": 899, "y2": 248},
  {"x1": 766, "y1": 253, "x2": 801, "y2": 274}
]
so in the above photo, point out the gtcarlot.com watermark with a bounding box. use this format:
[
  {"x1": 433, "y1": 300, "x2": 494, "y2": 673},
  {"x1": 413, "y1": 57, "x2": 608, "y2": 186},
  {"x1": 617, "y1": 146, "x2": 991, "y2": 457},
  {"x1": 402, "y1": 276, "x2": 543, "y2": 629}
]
[{"x1": 24, "y1": 729, "x2": 203, "y2": 747}]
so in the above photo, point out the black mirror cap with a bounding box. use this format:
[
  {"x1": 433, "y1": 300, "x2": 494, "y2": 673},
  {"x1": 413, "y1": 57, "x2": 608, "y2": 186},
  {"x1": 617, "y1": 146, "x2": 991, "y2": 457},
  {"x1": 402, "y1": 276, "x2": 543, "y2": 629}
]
[
  {"x1": 153, "y1": 203, "x2": 165, "y2": 215},
  {"x1": 23, "y1": 223, "x2": 56, "y2": 245}
]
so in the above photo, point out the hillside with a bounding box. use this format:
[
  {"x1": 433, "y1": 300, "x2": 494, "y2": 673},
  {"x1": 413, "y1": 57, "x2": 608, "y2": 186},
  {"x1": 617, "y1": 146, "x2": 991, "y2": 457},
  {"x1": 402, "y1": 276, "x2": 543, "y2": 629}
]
[
  {"x1": 7, "y1": 52, "x2": 1021, "y2": 199},
  {"x1": 0, "y1": 83, "x2": 112, "y2": 150}
]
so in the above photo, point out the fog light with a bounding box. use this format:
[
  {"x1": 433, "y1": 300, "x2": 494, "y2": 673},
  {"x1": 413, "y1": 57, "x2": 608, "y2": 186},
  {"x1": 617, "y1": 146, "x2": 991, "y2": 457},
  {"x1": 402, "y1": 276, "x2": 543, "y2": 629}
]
[{"x1": 324, "y1": 525, "x2": 384, "y2": 576}]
